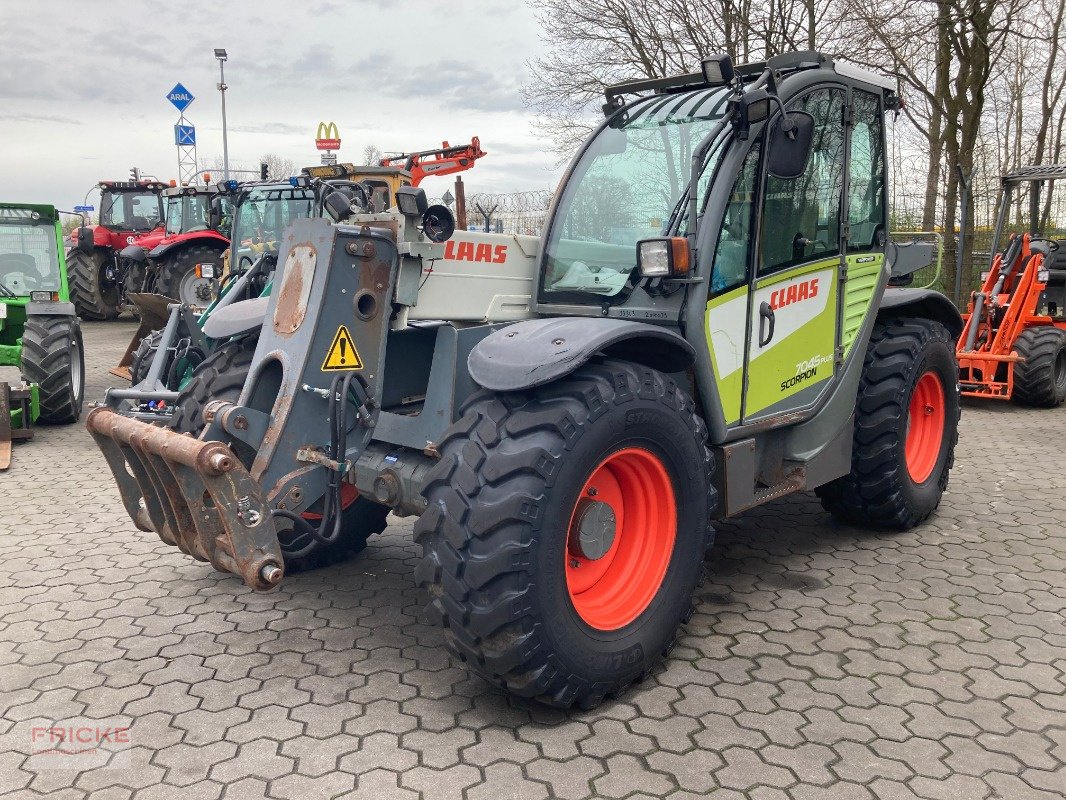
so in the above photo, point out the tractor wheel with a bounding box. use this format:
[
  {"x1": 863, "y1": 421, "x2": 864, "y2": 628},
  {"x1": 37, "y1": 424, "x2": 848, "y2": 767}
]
[
  {"x1": 67, "y1": 248, "x2": 121, "y2": 320},
  {"x1": 414, "y1": 360, "x2": 716, "y2": 708},
  {"x1": 129, "y1": 329, "x2": 164, "y2": 386},
  {"x1": 156, "y1": 245, "x2": 222, "y2": 306},
  {"x1": 816, "y1": 318, "x2": 959, "y2": 530},
  {"x1": 20, "y1": 315, "x2": 85, "y2": 424},
  {"x1": 1012, "y1": 327, "x2": 1066, "y2": 407},
  {"x1": 172, "y1": 334, "x2": 389, "y2": 570},
  {"x1": 171, "y1": 336, "x2": 257, "y2": 436}
]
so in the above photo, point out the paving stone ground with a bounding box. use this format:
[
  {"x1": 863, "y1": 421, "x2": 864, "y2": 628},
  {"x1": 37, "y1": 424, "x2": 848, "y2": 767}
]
[{"x1": 0, "y1": 319, "x2": 1064, "y2": 800}]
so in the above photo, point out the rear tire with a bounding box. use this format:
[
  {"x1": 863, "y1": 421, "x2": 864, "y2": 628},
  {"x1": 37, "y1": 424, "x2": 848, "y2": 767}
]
[
  {"x1": 171, "y1": 335, "x2": 387, "y2": 571},
  {"x1": 414, "y1": 360, "x2": 716, "y2": 708},
  {"x1": 156, "y1": 244, "x2": 223, "y2": 305},
  {"x1": 67, "y1": 248, "x2": 121, "y2": 320},
  {"x1": 817, "y1": 318, "x2": 959, "y2": 529},
  {"x1": 20, "y1": 316, "x2": 85, "y2": 424},
  {"x1": 1012, "y1": 327, "x2": 1066, "y2": 407},
  {"x1": 171, "y1": 337, "x2": 257, "y2": 435},
  {"x1": 129, "y1": 329, "x2": 164, "y2": 386}
]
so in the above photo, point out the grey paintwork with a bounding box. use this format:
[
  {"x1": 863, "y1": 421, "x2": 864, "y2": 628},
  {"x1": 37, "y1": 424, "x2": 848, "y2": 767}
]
[{"x1": 202, "y1": 296, "x2": 269, "y2": 339}]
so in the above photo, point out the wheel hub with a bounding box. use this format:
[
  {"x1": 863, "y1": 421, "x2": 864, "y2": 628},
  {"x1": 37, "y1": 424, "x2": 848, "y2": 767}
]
[{"x1": 570, "y1": 498, "x2": 616, "y2": 561}]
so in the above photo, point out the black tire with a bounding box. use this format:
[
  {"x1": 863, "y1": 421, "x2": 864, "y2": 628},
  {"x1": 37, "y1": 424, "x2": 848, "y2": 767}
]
[
  {"x1": 279, "y1": 494, "x2": 391, "y2": 573},
  {"x1": 129, "y1": 329, "x2": 164, "y2": 386},
  {"x1": 1013, "y1": 327, "x2": 1066, "y2": 407},
  {"x1": 171, "y1": 335, "x2": 388, "y2": 571},
  {"x1": 414, "y1": 360, "x2": 716, "y2": 708},
  {"x1": 67, "y1": 248, "x2": 121, "y2": 320},
  {"x1": 20, "y1": 315, "x2": 85, "y2": 424},
  {"x1": 156, "y1": 244, "x2": 223, "y2": 305},
  {"x1": 816, "y1": 318, "x2": 960, "y2": 530},
  {"x1": 171, "y1": 337, "x2": 257, "y2": 435}
]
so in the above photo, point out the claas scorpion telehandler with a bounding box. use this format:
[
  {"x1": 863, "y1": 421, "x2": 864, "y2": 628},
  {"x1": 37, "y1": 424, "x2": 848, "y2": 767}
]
[{"x1": 88, "y1": 52, "x2": 962, "y2": 708}]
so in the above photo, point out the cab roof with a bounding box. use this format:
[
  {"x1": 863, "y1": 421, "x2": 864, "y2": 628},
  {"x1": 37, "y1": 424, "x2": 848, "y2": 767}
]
[{"x1": 0, "y1": 203, "x2": 58, "y2": 222}]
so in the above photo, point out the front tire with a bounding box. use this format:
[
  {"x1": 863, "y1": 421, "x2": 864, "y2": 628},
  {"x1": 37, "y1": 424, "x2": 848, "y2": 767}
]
[
  {"x1": 129, "y1": 329, "x2": 164, "y2": 386},
  {"x1": 20, "y1": 316, "x2": 85, "y2": 424},
  {"x1": 1012, "y1": 327, "x2": 1066, "y2": 407},
  {"x1": 817, "y1": 318, "x2": 959, "y2": 529},
  {"x1": 156, "y1": 245, "x2": 223, "y2": 306},
  {"x1": 67, "y1": 248, "x2": 121, "y2": 320},
  {"x1": 414, "y1": 360, "x2": 716, "y2": 708}
]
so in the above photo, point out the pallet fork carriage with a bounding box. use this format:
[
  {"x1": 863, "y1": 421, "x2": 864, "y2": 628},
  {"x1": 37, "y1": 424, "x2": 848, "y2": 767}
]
[{"x1": 90, "y1": 51, "x2": 962, "y2": 707}]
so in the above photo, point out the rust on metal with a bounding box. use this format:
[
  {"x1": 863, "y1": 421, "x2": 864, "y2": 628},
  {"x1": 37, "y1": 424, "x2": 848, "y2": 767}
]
[
  {"x1": 86, "y1": 407, "x2": 285, "y2": 591},
  {"x1": 273, "y1": 242, "x2": 317, "y2": 336}
]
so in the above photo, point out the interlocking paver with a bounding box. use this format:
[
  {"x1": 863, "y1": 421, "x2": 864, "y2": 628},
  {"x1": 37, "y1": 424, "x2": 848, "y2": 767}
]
[{"x1": 0, "y1": 320, "x2": 1063, "y2": 798}]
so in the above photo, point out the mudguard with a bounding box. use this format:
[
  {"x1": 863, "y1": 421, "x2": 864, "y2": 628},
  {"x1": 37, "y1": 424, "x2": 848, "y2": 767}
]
[
  {"x1": 467, "y1": 317, "x2": 695, "y2": 392},
  {"x1": 878, "y1": 287, "x2": 963, "y2": 338},
  {"x1": 202, "y1": 296, "x2": 270, "y2": 339},
  {"x1": 149, "y1": 232, "x2": 228, "y2": 260},
  {"x1": 26, "y1": 301, "x2": 77, "y2": 317}
]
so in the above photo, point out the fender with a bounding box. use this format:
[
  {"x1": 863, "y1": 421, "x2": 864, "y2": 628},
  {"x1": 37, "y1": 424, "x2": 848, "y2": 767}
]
[
  {"x1": 878, "y1": 287, "x2": 963, "y2": 338},
  {"x1": 467, "y1": 317, "x2": 695, "y2": 392},
  {"x1": 148, "y1": 231, "x2": 229, "y2": 260},
  {"x1": 26, "y1": 301, "x2": 77, "y2": 317},
  {"x1": 201, "y1": 296, "x2": 270, "y2": 339}
]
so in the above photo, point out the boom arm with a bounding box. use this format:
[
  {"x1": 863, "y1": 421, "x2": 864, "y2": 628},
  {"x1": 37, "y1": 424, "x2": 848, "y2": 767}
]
[{"x1": 379, "y1": 137, "x2": 486, "y2": 187}]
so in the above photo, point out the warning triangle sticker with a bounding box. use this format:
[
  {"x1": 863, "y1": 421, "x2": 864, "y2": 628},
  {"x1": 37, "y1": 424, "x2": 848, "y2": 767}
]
[{"x1": 321, "y1": 325, "x2": 363, "y2": 371}]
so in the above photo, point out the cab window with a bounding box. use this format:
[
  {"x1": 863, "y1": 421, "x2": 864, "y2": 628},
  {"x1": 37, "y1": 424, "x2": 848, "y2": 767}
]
[
  {"x1": 847, "y1": 90, "x2": 886, "y2": 252},
  {"x1": 759, "y1": 88, "x2": 846, "y2": 275},
  {"x1": 711, "y1": 141, "x2": 761, "y2": 295}
]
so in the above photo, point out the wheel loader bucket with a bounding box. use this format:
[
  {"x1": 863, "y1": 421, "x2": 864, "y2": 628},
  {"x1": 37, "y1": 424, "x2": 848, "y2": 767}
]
[
  {"x1": 85, "y1": 406, "x2": 285, "y2": 590},
  {"x1": 110, "y1": 292, "x2": 176, "y2": 380}
]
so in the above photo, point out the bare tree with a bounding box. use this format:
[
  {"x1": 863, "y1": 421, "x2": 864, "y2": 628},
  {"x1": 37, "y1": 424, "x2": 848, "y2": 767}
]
[
  {"x1": 362, "y1": 144, "x2": 383, "y2": 167},
  {"x1": 259, "y1": 153, "x2": 296, "y2": 180}
]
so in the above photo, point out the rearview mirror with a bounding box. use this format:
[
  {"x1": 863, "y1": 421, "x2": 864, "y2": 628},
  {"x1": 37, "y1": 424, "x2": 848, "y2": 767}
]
[
  {"x1": 208, "y1": 197, "x2": 223, "y2": 230},
  {"x1": 767, "y1": 111, "x2": 815, "y2": 180},
  {"x1": 77, "y1": 226, "x2": 93, "y2": 254}
]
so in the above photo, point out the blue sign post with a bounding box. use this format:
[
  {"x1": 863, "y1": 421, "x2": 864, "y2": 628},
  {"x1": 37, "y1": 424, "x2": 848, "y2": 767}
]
[
  {"x1": 166, "y1": 83, "x2": 195, "y2": 112},
  {"x1": 174, "y1": 124, "x2": 196, "y2": 146},
  {"x1": 73, "y1": 205, "x2": 94, "y2": 213}
]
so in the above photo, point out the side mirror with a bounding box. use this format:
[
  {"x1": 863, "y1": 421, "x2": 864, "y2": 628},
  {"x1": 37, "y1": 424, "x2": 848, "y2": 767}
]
[
  {"x1": 636, "y1": 237, "x2": 691, "y2": 278},
  {"x1": 767, "y1": 111, "x2": 815, "y2": 180},
  {"x1": 208, "y1": 197, "x2": 223, "y2": 230},
  {"x1": 77, "y1": 226, "x2": 94, "y2": 254},
  {"x1": 421, "y1": 205, "x2": 455, "y2": 243}
]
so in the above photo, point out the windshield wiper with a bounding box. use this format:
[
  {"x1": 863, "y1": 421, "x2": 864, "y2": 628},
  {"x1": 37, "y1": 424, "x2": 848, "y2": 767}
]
[{"x1": 0, "y1": 281, "x2": 17, "y2": 298}]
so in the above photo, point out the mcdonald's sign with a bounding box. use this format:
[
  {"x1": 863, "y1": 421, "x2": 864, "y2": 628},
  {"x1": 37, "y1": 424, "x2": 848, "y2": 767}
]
[{"x1": 315, "y1": 121, "x2": 341, "y2": 151}]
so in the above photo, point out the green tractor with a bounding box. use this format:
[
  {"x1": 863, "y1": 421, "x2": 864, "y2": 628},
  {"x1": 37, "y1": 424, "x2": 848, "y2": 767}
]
[{"x1": 0, "y1": 204, "x2": 85, "y2": 463}]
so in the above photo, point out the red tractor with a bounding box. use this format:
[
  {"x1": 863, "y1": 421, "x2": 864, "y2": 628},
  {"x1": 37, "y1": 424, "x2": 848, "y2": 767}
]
[
  {"x1": 120, "y1": 183, "x2": 231, "y2": 307},
  {"x1": 67, "y1": 180, "x2": 166, "y2": 320}
]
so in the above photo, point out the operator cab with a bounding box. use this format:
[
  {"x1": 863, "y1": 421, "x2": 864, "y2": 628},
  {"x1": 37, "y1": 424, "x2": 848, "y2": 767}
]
[
  {"x1": 537, "y1": 51, "x2": 898, "y2": 432},
  {"x1": 163, "y1": 185, "x2": 230, "y2": 237},
  {"x1": 0, "y1": 205, "x2": 63, "y2": 297},
  {"x1": 98, "y1": 181, "x2": 165, "y2": 233}
]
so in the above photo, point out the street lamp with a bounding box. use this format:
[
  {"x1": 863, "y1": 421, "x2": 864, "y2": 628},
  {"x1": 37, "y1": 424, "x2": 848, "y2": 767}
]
[{"x1": 214, "y1": 48, "x2": 229, "y2": 181}]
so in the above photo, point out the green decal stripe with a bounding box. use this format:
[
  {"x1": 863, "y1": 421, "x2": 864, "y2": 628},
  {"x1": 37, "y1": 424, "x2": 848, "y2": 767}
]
[
  {"x1": 842, "y1": 255, "x2": 883, "y2": 354},
  {"x1": 744, "y1": 273, "x2": 838, "y2": 415}
]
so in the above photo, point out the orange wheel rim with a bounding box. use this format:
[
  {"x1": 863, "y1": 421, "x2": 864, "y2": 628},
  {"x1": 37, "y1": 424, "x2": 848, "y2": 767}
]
[
  {"x1": 905, "y1": 371, "x2": 946, "y2": 483},
  {"x1": 564, "y1": 447, "x2": 676, "y2": 631}
]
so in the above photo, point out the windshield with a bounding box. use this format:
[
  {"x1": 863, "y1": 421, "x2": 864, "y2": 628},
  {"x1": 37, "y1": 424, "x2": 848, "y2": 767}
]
[
  {"x1": 100, "y1": 190, "x2": 162, "y2": 231},
  {"x1": 165, "y1": 194, "x2": 212, "y2": 236},
  {"x1": 231, "y1": 187, "x2": 314, "y2": 263},
  {"x1": 541, "y1": 86, "x2": 733, "y2": 300},
  {"x1": 0, "y1": 212, "x2": 61, "y2": 295}
]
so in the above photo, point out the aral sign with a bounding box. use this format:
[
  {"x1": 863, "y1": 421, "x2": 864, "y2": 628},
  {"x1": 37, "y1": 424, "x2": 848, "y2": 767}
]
[{"x1": 315, "y1": 121, "x2": 341, "y2": 151}]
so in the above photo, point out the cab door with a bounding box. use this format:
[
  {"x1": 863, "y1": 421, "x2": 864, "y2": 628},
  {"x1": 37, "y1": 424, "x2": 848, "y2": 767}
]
[{"x1": 742, "y1": 87, "x2": 847, "y2": 422}]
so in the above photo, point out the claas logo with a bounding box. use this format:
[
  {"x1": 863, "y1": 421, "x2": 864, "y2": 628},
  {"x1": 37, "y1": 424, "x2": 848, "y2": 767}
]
[
  {"x1": 770, "y1": 277, "x2": 819, "y2": 310},
  {"x1": 444, "y1": 240, "x2": 508, "y2": 263}
]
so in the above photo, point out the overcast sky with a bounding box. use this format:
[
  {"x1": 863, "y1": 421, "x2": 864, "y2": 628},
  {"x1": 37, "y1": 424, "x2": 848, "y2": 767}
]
[{"x1": 0, "y1": 0, "x2": 559, "y2": 212}]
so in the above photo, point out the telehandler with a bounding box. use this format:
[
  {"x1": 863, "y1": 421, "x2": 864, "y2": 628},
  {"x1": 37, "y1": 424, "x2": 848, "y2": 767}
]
[{"x1": 89, "y1": 51, "x2": 962, "y2": 708}]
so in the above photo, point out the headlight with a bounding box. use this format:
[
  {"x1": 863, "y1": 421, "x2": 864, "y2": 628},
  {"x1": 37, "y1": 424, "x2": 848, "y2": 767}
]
[
  {"x1": 636, "y1": 237, "x2": 691, "y2": 278},
  {"x1": 396, "y1": 186, "x2": 429, "y2": 217},
  {"x1": 30, "y1": 291, "x2": 56, "y2": 302}
]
